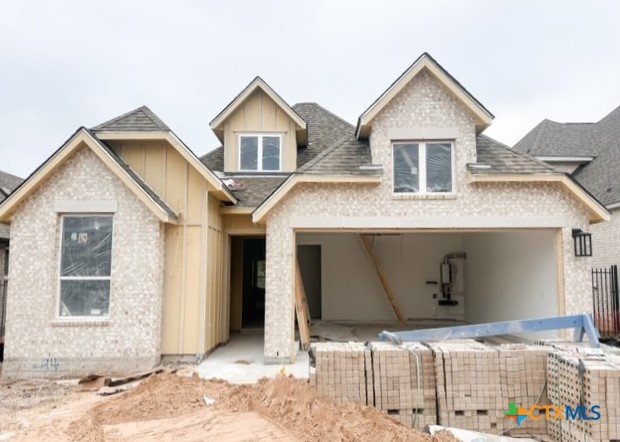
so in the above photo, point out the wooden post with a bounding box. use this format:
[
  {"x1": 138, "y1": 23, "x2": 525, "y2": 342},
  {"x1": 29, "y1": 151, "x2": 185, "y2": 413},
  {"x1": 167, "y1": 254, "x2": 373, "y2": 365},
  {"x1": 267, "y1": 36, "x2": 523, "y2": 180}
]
[
  {"x1": 295, "y1": 260, "x2": 311, "y2": 350},
  {"x1": 359, "y1": 234, "x2": 405, "y2": 322}
]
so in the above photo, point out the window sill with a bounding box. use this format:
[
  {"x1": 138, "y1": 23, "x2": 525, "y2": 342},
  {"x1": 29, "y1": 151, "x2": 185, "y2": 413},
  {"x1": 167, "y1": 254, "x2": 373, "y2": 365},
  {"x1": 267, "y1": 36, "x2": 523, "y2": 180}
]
[
  {"x1": 392, "y1": 193, "x2": 457, "y2": 200},
  {"x1": 51, "y1": 319, "x2": 110, "y2": 327}
]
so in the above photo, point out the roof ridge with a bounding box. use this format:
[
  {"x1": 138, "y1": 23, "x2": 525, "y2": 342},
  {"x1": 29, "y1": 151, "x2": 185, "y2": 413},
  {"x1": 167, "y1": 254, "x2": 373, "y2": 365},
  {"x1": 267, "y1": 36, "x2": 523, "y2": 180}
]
[
  {"x1": 293, "y1": 102, "x2": 354, "y2": 129},
  {"x1": 297, "y1": 134, "x2": 353, "y2": 173},
  {"x1": 91, "y1": 105, "x2": 169, "y2": 131}
]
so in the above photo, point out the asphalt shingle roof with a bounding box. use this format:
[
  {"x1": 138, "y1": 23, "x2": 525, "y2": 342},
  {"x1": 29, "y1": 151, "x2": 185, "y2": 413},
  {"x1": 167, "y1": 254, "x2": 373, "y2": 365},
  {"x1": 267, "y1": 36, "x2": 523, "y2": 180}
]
[
  {"x1": 513, "y1": 105, "x2": 620, "y2": 205},
  {"x1": 220, "y1": 176, "x2": 288, "y2": 208},
  {"x1": 91, "y1": 105, "x2": 170, "y2": 132},
  {"x1": 293, "y1": 103, "x2": 357, "y2": 168},
  {"x1": 472, "y1": 135, "x2": 558, "y2": 175},
  {"x1": 200, "y1": 146, "x2": 224, "y2": 172},
  {"x1": 298, "y1": 135, "x2": 379, "y2": 176}
]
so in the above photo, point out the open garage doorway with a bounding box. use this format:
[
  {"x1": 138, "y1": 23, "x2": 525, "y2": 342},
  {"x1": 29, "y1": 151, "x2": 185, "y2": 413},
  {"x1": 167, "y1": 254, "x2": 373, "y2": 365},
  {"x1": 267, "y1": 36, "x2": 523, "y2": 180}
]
[{"x1": 295, "y1": 230, "x2": 561, "y2": 335}]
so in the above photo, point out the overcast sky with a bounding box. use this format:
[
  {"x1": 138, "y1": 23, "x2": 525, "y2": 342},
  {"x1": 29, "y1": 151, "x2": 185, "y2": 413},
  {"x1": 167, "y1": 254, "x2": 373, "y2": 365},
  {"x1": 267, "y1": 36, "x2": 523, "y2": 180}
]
[{"x1": 1, "y1": 1, "x2": 619, "y2": 178}]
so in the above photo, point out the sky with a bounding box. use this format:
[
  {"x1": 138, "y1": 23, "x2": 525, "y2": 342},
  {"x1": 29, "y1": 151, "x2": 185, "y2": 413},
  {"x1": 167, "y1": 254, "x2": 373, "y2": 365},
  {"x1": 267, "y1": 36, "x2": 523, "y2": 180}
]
[{"x1": 1, "y1": 0, "x2": 619, "y2": 178}]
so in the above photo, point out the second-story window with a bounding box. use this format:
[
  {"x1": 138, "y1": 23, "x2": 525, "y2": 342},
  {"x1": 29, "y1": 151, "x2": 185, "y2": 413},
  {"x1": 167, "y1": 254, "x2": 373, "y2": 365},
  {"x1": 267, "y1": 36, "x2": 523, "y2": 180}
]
[
  {"x1": 393, "y1": 141, "x2": 454, "y2": 194},
  {"x1": 239, "y1": 134, "x2": 281, "y2": 172}
]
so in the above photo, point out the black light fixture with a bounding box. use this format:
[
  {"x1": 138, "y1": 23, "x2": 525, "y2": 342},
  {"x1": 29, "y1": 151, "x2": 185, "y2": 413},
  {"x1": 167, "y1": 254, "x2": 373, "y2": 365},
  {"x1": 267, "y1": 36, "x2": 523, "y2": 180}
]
[{"x1": 572, "y1": 228, "x2": 592, "y2": 257}]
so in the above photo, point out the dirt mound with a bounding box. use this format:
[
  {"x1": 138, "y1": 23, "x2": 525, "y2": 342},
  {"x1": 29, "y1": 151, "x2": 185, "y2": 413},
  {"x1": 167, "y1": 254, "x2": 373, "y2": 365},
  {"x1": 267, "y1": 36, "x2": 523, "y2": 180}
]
[{"x1": 68, "y1": 373, "x2": 450, "y2": 441}]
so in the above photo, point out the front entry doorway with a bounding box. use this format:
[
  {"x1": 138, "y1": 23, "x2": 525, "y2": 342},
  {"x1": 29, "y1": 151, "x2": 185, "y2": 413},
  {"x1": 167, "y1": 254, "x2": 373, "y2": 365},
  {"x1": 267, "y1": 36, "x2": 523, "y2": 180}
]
[{"x1": 241, "y1": 238, "x2": 266, "y2": 328}]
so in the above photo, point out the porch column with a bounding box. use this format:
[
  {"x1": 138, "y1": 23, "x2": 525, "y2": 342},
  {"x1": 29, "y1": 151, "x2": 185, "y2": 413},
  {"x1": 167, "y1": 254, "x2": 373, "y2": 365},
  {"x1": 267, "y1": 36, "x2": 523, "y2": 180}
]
[{"x1": 264, "y1": 222, "x2": 296, "y2": 363}]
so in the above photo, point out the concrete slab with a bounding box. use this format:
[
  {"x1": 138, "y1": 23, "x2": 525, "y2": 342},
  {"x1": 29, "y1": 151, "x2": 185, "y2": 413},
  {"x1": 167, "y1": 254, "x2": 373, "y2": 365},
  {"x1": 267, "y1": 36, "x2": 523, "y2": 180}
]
[{"x1": 197, "y1": 332, "x2": 309, "y2": 385}]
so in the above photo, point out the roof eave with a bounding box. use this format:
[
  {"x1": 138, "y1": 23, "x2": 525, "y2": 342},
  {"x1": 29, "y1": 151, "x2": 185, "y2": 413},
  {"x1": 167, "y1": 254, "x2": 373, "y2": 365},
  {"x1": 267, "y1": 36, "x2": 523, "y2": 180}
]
[{"x1": 468, "y1": 173, "x2": 610, "y2": 223}]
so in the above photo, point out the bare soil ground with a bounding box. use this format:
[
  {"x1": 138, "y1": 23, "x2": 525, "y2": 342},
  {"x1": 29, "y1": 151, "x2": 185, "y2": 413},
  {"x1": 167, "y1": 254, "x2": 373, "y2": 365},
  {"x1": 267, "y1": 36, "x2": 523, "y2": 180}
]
[{"x1": 0, "y1": 371, "x2": 459, "y2": 442}]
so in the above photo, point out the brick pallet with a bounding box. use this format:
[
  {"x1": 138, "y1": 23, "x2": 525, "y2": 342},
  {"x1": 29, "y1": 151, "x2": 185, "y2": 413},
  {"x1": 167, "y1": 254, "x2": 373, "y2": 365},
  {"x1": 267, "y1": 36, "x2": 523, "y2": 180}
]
[
  {"x1": 430, "y1": 340, "x2": 503, "y2": 432},
  {"x1": 547, "y1": 351, "x2": 620, "y2": 442},
  {"x1": 370, "y1": 341, "x2": 437, "y2": 428},
  {"x1": 497, "y1": 343, "x2": 550, "y2": 436},
  {"x1": 309, "y1": 342, "x2": 372, "y2": 406}
]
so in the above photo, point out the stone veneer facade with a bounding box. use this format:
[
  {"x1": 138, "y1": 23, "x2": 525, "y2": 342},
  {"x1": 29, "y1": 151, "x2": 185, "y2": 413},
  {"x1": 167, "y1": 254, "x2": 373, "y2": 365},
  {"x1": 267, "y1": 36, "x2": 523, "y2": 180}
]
[
  {"x1": 263, "y1": 70, "x2": 594, "y2": 362},
  {"x1": 591, "y1": 209, "x2": 620, "y2": 268},
  {"x1": 2, "y1": 147, "x2": 165, "y2": 379}
]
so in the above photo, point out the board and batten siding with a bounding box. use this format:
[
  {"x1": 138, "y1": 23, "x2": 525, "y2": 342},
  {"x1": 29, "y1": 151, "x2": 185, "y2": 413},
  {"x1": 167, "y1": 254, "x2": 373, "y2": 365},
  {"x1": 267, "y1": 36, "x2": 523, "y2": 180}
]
[
  {"x1": 223, "y1": 89, "x2": 298, "y2": 173},
  {"x1": 108, "y1": 140, "x2": 229, "y2": 356}
]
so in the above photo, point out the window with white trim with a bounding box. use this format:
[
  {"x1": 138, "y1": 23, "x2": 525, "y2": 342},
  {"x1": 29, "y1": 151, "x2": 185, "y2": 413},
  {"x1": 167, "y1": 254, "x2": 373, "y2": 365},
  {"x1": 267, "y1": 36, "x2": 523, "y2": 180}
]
[
  {"x1": 393, "y1": 142, "x2": 453, "y2": 193},
  {"x1": 59, "y1": 215, "x2": 113, "y2": 317},
  {"x1": 239, "y1": 134, "x2": 281, "y2": 171}
]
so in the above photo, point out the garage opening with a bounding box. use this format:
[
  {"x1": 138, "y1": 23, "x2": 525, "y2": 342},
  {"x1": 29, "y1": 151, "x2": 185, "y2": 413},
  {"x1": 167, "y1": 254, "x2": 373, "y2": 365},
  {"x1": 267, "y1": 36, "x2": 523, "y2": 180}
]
[{"x1": 295, "y1": 230, "x2": 560, "y2": 337}]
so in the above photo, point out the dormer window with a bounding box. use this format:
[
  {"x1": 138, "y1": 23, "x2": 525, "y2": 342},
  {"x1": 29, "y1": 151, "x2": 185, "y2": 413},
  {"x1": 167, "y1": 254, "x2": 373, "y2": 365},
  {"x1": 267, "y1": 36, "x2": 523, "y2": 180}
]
[
  {"x1": 239, "y1": 134, "x2": 282, "y2": 172},
  {"x1": 393, "y1": 141, "x2": 454, "y2": 193}
]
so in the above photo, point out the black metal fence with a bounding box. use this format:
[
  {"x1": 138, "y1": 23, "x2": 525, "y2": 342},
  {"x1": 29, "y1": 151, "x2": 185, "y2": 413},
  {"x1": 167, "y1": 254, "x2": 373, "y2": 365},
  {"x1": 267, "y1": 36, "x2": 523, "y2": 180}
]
[{"x1": 592, "y1": 265, "x2": 620, "y2": 338}]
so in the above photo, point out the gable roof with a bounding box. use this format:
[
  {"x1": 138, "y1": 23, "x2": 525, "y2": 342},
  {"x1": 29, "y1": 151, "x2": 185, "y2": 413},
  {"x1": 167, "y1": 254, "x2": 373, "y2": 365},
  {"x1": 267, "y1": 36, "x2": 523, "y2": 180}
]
[
  {"x1": 356, "y1": 53, "x2": 494, "y2": 138},
  {"x1": 91, "y1": 105, "x2": 170, "y2": 132},
  {"x1": 0, "y1": 128, "x2": 178, "y2": 224},
  {"x1": 210, "y1": 76, "x2": 306, "y2": 143},
  {"x1": 91, "y1": 106, "x2": 236, "y2": 203},
  {"x1": 514, "y1": 105, "x2": 620, "y2": 206}
]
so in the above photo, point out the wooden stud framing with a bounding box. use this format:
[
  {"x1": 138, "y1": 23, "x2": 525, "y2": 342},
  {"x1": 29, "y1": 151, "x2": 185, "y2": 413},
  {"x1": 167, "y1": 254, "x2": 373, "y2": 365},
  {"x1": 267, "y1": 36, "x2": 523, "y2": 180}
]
[
  {"x1": 359, "y1": 234, "x2": 405, "y2": 322},
  {"x1": 295, "y1": 260, "x2": 311, "y2": 350}
]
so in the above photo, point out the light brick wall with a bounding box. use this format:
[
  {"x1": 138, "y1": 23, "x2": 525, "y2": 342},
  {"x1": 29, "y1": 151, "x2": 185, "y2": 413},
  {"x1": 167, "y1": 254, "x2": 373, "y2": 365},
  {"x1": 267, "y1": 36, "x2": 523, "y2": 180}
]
[
  {"x1": 263, "y1": 70, "x2": 593, "y2": 362},
  {"x1": 591, "y1": 209, "x2": 620, "y2": 268},
  {"x1": 2, "y1": 147, "x2": 165, "y2": 379}
]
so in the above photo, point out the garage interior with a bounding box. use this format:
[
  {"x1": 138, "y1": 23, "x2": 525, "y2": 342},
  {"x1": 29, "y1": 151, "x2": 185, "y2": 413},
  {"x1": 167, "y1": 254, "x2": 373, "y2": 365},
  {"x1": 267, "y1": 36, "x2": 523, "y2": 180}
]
[{"x1": 295, "y1": 230, "x2": 561, "y2": 342}]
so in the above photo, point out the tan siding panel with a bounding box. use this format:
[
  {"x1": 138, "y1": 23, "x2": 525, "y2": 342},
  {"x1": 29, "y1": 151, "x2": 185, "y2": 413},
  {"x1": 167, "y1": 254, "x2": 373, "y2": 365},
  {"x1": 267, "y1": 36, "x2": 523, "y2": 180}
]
[
  {"x1": 144, "y1": 142, "x2": 166, "y2": 196},
  {"x1": 162, "y1": 224, "x2": 182, "y2": 353},
  {"x1": 123, "y1": 143, "x2": 145, "y2": 177},
  {"x1": 187, "y1": 167, "x2": 205, "y2": 223},
  {"x1": 223, "y1": 214, "x2": 266, "y2": 234},
  {"x1": 165, "y1": 146, "x2": 187, "y2": 213},
  {"x1": 183, "y1": 226, "x2": 202, "y2": 353}
]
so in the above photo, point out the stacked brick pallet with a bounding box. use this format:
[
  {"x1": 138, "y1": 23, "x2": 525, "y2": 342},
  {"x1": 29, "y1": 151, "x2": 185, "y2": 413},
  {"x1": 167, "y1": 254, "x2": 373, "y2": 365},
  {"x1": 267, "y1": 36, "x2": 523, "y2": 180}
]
[
  {"x1": 309, "y1": 342, "x2": 372, "y2": 406},
  {"x1": 370, "y1": 341, "x2": 437, "y2": 428},
  {"x1": 547, "y1": 351, "x2": 620, "y2": 442},
  {"x1": 430, "y1": 340, "x2": 503, "y2": 432},
  {"x1": 497, "y1": 343, "x2": 550, "y2": 436}
]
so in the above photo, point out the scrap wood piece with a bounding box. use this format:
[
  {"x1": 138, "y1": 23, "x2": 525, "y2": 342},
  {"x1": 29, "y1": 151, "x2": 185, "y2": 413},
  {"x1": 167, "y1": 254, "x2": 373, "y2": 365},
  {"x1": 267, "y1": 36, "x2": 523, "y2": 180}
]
[
  {"x1": 97, "y1": 381, "x2": 142, "y2": 397},
  {"x1": 78, "y1": 374, "x2": 111, "y2": 391},
  {"x1": 108, "y1": 367, "x2": 165, "y2": 387},
  {"x1": 359, "y1": 234, "x2": 405, "y2": 322},
  {"x1": 295, "y1": 260, "x2": 311, "y2": 350}
]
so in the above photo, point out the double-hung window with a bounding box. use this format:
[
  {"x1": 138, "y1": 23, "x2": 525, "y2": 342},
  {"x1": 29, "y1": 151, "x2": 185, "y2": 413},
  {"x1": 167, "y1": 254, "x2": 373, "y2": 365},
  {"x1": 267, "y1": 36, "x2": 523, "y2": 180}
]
[
  {"x1": 59, "y1": 215, "x2": 113, "y2": 318},
  {"x1": 239, "y1": 134, "x2": 281, "y2": 172},
  {"x1": 393, "y1": 141, "x2": 454, "y2": 194}
]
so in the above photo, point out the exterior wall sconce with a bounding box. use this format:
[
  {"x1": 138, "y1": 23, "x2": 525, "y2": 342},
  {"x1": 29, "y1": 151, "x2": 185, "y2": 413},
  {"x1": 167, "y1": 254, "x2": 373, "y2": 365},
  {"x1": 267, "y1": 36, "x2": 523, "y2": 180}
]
[{"x1": 572, "y1": 228, "x2": 592, "y2": 257}]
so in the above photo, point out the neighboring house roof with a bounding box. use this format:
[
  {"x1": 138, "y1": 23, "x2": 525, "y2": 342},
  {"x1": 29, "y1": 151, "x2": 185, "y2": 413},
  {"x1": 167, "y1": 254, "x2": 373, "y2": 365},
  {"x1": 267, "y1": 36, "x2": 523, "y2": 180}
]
[
  {"x1": 356, "y1": 52, "x2": 494, "y2": 138},
  {"x1": 0, "y1": 170, "x2": 23, "y2": 201},
  {"x1": 0, "y1": 128, "x2": 178, "y2": 224},
  {"x1": 514, "y1": 105, "x2": 620, "y2": 206},
  {"x1": 472, "y1": 135, "x2": 558, "y2": 175},
  {"x1": 210, "y1": 76, "x2": 306, "y2": 144},
  {"x1": 0, "y1": 170, "x2": 23, "y2": 241},
  {"x1": 91, "y1": 105, "x2": 170, "y2": 132}
]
